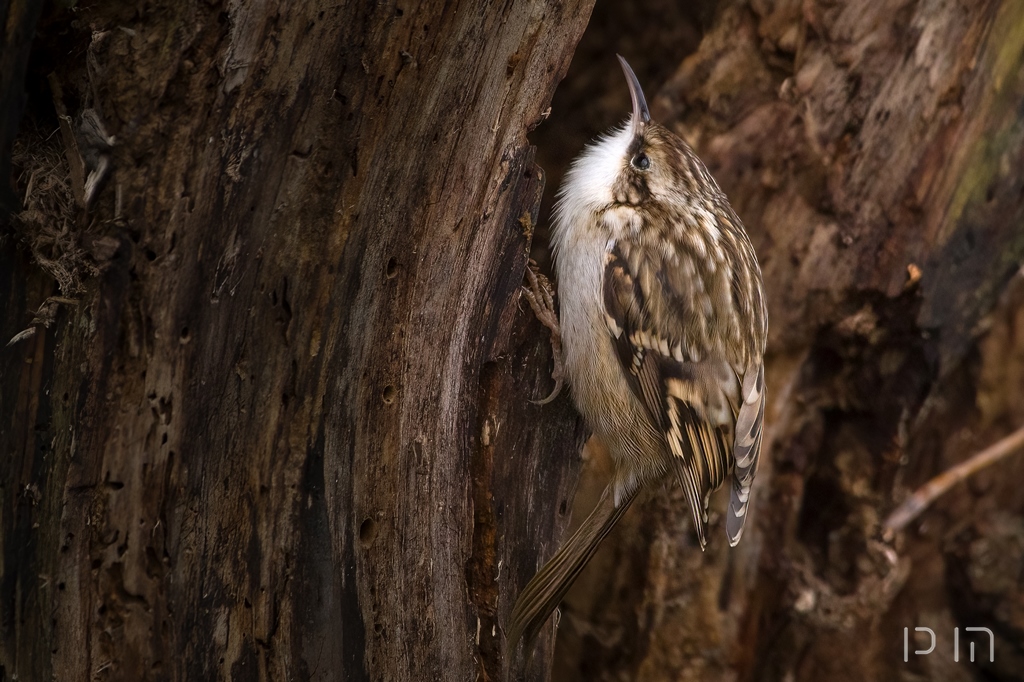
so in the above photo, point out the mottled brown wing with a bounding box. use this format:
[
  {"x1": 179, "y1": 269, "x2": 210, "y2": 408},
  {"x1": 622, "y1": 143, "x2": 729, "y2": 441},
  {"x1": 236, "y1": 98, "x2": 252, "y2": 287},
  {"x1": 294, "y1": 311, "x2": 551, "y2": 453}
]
[
  {"x1": 727, "y1": 362, "x2": 764, "y2": 545},
  {"x1": 603, "y1": 242, "x2": 731, "y2": 549}
]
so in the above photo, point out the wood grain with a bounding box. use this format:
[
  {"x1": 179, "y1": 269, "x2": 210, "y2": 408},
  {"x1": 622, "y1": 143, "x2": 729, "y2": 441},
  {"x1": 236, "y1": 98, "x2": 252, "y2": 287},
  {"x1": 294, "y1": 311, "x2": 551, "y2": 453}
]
[{"x1": 0, "y1": 1, "x2": 594, "y2": 680}]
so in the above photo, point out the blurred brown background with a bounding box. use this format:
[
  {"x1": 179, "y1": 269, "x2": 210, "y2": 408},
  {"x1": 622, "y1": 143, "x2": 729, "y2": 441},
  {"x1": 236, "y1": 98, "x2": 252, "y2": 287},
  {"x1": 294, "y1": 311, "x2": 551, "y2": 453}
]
[{"x1": 534, "y1": 1, "x2": 1024, "y2": 681}]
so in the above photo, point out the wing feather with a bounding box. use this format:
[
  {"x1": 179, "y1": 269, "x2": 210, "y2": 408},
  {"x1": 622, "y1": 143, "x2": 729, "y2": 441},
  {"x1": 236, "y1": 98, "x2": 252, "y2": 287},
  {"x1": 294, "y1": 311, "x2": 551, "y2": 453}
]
[
  {"x1": 602, "y1": 241, "x2": 739, "y2": 548},
  {"x1": 726, "y1": 363, "x2": 765, "y2": 545}
]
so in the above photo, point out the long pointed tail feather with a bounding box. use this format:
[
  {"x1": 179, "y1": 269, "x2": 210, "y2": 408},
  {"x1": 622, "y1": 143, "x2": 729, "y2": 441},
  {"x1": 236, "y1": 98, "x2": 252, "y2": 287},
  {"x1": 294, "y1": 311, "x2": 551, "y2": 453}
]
[{"x1": 506, "y1": 484, "x2": 638, "y2": 658}]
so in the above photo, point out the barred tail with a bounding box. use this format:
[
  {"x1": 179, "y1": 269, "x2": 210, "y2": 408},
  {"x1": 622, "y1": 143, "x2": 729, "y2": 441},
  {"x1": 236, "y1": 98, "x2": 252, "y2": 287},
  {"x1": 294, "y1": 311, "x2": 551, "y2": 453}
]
[{"x1": 506, "y1": 485, "x2": 637, "y2": 657}]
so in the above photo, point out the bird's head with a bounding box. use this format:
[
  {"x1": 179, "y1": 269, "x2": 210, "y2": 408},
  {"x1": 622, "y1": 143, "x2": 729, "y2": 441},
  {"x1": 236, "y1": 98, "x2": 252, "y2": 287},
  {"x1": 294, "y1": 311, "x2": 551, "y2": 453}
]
[{"x1": 556, "y1": 56, "x2": 714, "y2": 229}]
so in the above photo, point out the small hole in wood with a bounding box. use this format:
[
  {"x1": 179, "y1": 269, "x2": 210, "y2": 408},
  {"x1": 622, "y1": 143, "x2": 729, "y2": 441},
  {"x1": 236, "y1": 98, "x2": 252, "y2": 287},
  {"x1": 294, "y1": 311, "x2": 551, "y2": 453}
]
[
  {"x1": 386, "y1": 257, "x2": 398, "y2": 279},
  {"x1": 383, "y1": 385, "x2": 396, "y2": 404},
  {"x1": 145, "y1": 249, "x2": 157, "y2": 261},
  {"x1": 359, "y1": 518, "x2": 378, "y2": 547},
  {"x1": 179, "y1": 326, "x2": 190, "y2": 344}
]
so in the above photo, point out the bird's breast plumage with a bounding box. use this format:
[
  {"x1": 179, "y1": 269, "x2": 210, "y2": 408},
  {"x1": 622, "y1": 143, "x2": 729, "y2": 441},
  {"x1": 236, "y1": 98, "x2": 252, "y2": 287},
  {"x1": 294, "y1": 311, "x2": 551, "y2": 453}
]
[{"x1": 553, "y1": 210, "x2": 664, "y2": 492}]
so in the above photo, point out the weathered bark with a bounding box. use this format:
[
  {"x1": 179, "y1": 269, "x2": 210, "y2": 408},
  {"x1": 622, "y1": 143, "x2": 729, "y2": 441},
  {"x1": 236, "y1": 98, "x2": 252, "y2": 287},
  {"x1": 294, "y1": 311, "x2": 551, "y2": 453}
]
[
  {"x1": 547, "y1": 1, "x2": 1024, "y2": 681},
  {"x1": 0, "y1": 0, "x2": 43, "y2": 215},
  {"x1": 0, "y1": 2, "x2": 595, "y2": 681}
]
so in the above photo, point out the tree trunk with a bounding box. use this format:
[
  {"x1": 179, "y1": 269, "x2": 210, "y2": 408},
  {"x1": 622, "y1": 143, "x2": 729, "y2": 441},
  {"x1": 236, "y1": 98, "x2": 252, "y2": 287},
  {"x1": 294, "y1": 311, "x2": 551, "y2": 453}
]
[
  {"x1": 547, "y1": 1, "x2": 1024, "y2": 681},
  {"x1": 0, "y1": 2, "x2": 594, "y2": 681}
]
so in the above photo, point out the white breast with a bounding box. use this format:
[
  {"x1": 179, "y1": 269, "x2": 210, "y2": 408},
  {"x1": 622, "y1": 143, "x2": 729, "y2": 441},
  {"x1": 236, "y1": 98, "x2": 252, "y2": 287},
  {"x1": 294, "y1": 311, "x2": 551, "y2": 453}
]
[{"x1": 549, "y1": 121, "x2": 661, "y2": 485}]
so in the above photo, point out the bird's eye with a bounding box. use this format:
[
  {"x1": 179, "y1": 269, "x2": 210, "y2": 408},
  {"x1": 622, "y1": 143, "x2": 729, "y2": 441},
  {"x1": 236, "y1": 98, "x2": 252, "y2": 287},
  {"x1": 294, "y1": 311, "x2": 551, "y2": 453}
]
[{"x1": 631, "y1": 153, "x2": 651, "y2": 171}]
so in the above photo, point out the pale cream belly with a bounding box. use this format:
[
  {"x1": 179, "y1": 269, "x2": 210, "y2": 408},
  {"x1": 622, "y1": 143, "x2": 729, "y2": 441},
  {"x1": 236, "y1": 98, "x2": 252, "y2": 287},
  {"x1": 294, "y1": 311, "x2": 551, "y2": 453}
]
[{"x1": 556, "y1": 237, "x2": 667, "y2": 501}]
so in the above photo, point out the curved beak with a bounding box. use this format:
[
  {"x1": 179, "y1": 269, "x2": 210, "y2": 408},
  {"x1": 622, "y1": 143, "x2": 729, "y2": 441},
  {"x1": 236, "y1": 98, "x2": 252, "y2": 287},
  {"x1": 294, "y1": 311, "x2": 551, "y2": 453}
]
[{"x1": 617, "y1": 54, "x2": 650, "y2": 138}]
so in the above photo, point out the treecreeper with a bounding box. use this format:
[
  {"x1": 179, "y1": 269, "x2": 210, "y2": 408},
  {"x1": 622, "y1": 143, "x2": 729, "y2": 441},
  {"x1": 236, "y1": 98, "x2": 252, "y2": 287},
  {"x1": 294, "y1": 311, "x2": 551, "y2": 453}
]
[{"x1": 509, "y1": 55, "x2": 768, "y2": 659}]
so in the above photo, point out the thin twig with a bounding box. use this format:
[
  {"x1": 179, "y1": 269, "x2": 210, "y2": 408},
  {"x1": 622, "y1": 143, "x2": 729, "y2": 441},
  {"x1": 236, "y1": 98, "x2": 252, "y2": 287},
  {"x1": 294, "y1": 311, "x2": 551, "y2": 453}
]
[
  {"x1": 47, "y1": 73, "x2": 86, "y2": 207},
  {"x1": 884, "y1": 425, "x2": 1024, "y2": 533}
]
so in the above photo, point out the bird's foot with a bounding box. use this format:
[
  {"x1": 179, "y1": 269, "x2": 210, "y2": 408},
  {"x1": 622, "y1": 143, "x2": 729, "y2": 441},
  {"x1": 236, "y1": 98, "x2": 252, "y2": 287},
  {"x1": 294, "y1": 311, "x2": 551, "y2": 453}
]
[{"x1": 522, "y1": 260, "x2": 564, "y2": 404}]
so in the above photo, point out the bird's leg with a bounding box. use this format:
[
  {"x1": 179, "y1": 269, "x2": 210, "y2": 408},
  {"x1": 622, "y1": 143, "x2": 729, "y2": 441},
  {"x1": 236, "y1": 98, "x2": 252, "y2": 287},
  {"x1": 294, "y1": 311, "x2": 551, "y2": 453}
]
[{"x1": 522, "y1": 259, "x2": 564, "y2": 404}]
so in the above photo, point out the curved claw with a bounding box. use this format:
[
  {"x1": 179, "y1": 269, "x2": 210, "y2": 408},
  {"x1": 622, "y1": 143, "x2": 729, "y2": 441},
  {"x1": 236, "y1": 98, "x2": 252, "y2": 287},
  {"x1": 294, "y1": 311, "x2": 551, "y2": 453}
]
[
  {"x1": 530, "y1": 358, "x2": 564, "y2": 405},
  {"x1": 531, "y1": 382, "x2": 562, "y2": 405},
  {"x1": 522, "y1": 262, "x2": 565, "y2": 404}
]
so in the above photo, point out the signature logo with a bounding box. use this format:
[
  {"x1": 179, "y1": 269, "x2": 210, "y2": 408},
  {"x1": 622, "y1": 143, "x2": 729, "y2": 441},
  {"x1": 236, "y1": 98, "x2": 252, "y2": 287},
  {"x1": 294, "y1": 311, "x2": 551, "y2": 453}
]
[{"x1": 904, "y1": 627, "x2": 994, "y2": 663}]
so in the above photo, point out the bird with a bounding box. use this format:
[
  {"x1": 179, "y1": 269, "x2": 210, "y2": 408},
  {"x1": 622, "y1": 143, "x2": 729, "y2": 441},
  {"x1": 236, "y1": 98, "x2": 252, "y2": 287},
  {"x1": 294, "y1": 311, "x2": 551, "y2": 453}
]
[{"x1": 508, "y1": 55, "x2": 768, "y2": 656}]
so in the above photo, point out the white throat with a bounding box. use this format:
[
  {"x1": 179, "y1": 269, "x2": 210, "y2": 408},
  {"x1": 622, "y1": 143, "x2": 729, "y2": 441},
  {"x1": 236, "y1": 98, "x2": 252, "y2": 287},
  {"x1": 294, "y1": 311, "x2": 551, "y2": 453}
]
[{"x1": 549, "y1": 121, "x2": 633, "y2": 258}]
